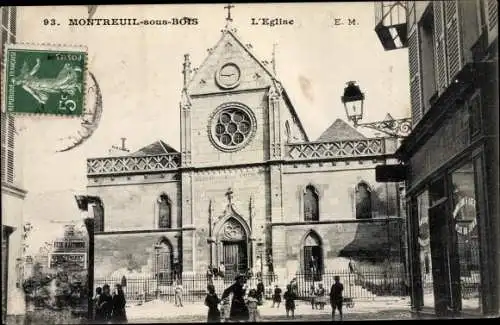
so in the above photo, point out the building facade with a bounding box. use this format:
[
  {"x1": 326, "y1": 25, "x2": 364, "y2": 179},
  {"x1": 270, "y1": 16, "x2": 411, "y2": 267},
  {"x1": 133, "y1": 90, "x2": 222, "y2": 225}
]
[
  {"x1": 1, "y1": 6, "x2": 27, "y2": 324},
  {"x1": 88, "y1": 18, "x2": 405, "y2": 287},
  {"x1": 375, "y1": 0, "x2": 498, "y2": 317}
]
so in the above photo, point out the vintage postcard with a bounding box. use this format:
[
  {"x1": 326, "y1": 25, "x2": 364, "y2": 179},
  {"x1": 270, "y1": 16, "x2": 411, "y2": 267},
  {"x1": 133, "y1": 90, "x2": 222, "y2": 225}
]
[{"x1": 1, "y1": 2, "x2": 498, "y2": 324}]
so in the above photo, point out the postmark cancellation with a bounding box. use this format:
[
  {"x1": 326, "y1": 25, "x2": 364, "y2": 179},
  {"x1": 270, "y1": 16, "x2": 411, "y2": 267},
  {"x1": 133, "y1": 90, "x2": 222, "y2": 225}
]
[{"x1": 3, "y1": 43, "x2": 88, "y2": 117}]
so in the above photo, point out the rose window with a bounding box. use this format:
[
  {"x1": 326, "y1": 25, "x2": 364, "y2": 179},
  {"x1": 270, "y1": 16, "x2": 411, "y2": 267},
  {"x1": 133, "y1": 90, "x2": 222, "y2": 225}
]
[{"x1": 209, "y1": 104, "x2": 256, "y2": 151}]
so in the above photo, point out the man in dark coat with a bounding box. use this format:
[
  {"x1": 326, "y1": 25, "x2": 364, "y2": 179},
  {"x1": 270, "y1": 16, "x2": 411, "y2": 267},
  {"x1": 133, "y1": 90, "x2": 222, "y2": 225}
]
[
  {"x1": 330, "y1": 276, "x2": 344, "y2": 321},
  {"x1": 220, "y1": 274, "x2": 249, "y2": 322}
]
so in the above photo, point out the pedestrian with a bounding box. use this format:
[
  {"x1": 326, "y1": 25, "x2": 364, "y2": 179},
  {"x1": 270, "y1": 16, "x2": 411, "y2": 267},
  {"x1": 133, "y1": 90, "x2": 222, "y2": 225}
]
[
  {"x1": 283, "y1": 284, "x2": 296, "y2": 319},
  {"x1": 272, "y1": 284, "x2": 282, "y2": 308},
  {"x1": 111, "y1": 283, "x2": 127, "y2": 324},
  {"x1": 256, "y1": 278, "x2": 265, "y2": 305},
  {"x1": 205, "y1": 284, "x2": 221, "y2": 323},
  {"x1": 316, "y1": 283, "x2": 326, "y2": 310},
  {"x1": 246, "y1": 289, "x2": 261, "y2": 322},
  {"x1": 329, "y1": 275, "x2": 344, "y2": 321},
  {"x1": 218, "y1": 262, "x2": 226, "y2": 279},
  {"x1": 93, "y1": 287, "x2": 102, "y2": 321},
  {"x1": 220, "y1": 274, "x2": 249, "y2": 322},
  {"x1": 97, "y1": 284, "x2": 113, "y2": 323},
  {"x1": 174, "y1": 279, "x2": 184, "y2": 307},
  {"x1": 309, "y1": 284, "x2": 317, "y2": 309},
  {"x1": 290, "y1": 277, "x2": 298, "y2": 306},
  {"x1": 348, "y1": 258, "x2": 355, "y2": 274}
]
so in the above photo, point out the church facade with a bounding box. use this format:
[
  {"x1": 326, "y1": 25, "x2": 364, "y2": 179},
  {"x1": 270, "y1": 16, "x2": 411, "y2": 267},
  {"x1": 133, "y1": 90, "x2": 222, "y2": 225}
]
[{"x1": 87, "y1": 21, "x2": 404, "y2": 284}]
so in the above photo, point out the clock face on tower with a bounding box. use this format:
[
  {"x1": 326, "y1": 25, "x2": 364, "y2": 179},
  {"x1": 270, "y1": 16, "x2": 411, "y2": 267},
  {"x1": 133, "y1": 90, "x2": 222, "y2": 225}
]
[{"x1": 216, "y1": 63, "x2": 241, "y2": 89}]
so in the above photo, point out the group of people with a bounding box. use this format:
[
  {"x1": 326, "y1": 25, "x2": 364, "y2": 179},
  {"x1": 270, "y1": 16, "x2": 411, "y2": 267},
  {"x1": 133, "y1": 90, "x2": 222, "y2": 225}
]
[
  {"x1": 93, "y1": 283, "x2": 127, "y2": 324},
  {"x1": 206, "y1": 262, "x2": 266, "y2": 283},
  {"x1": 309, "y1": 283, "x2": 328, "y2": 310},
  {"x1": 204, "y1": 275, "x2": 268, "y2": 323},
  {"x1": 204, "y1": 274, "x2": 305, "y2": 322}
]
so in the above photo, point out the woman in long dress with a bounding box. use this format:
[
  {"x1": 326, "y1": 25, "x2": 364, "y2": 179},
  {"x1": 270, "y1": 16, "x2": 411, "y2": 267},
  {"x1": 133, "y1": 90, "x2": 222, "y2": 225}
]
[
  {"x1": 205, "y1": 284, "x2": 221, "y2": 323},
  {"x1": 111, "y1": 284, "x2": 127, "y2": 323},
  {"x1": 220, "y1": 275, "x2": 249, "y2": 322}
]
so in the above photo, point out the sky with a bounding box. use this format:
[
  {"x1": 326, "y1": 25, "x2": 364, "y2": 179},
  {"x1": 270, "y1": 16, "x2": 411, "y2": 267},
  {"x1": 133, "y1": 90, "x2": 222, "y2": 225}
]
[{"x1": 11, "y1": 3, "x2": 410, "y2": 254}]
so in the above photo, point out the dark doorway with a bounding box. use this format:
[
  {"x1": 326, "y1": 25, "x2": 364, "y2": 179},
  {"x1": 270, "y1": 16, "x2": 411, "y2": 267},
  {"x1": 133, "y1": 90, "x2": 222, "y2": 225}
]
[
  {"x1": 222, "y1": 241, "x2": 247, "y2": 280},
  {"x1": 303, "y1": 231, "x2": 323, "y2": 281},
  {"x1": 428, "y1": 197, "x2": 452, "y2": 317}
]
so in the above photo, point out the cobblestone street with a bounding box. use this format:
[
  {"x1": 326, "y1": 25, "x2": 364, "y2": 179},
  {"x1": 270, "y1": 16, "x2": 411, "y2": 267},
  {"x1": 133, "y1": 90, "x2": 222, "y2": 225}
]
[{"x1": 127, "y1": 298, "x2": 412, "y2": 323}]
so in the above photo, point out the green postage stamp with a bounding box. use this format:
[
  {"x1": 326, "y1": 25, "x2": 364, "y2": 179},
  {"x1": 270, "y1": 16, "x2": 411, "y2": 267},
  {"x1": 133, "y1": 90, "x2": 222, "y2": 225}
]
[{"x1": 3, "y1": 43, "x2": 87, "y2": 116}]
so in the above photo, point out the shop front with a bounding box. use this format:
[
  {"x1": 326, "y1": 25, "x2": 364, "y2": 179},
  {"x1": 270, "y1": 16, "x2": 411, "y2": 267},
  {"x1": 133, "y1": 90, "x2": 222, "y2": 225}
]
[{"x1": 399, "y1": 63, "x2": 498, "y2": 317}]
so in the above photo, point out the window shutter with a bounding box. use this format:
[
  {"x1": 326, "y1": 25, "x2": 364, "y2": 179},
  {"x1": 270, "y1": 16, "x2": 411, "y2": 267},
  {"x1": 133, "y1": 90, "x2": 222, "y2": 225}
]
[
  {"x1": 408, "y1": 23, "x2": 423, "y2": 125},
  {"x1": 6, "y1": 116, "x2": 15, "y2": 183},
  {"x1": 434, "y1": 1, "x2": 448, "y2": 94},
  {"x1": 445, "y1": 0, "x2": 463, "y2": 82},
  {"x1": 1, "y1": 113, "x2": 15, "y2": 184},
  {"x1": 9, "y1": 7, "x2": 16, "y2": 43},
  {"x1": 486, "y1": 0, "x2": 498, "y2": 45}
]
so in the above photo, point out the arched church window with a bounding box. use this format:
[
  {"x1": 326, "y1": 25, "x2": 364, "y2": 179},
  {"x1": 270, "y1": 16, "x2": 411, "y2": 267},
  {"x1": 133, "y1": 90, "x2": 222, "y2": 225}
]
[
  {"x1": 355, "y1": 182, "x2": 372, "y2": 219},
  {"x1": 158, "y1": 195, "x2": 172, "y2": 229},
  {"x1": 91, "y1": 198, "x2": 105, "y2": 232},
  {"x1": 154, "y1": 239, "x2": 173, "y2": 285},
  {"x1": 304, "y1": 185, "x2": 319, "y2": 221}
]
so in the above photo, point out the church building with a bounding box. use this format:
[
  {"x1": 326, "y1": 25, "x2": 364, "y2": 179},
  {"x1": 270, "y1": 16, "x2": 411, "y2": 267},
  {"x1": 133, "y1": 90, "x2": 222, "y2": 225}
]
[{"x1": 87, "y1": 12, "x2": 404, "y2": 285}]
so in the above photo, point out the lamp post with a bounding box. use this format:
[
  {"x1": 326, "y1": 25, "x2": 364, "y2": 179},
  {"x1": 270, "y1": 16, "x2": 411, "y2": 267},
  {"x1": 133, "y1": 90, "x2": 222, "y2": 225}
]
[
  {"x1": 74, "y1": 195, "x2": 94, "y2": 323},
  {"x1": 341, "y1": 81, "x2": 412, "y2": 138}
]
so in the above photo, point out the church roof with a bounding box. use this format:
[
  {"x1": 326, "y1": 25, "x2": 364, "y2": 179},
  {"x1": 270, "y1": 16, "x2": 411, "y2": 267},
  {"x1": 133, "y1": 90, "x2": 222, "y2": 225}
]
[
  {"x1": 317, "y1": 118, "x2": 366, "y2": 142},
  {"x1": 130, "y1": 140, "x2": 178, "y2": 156}
]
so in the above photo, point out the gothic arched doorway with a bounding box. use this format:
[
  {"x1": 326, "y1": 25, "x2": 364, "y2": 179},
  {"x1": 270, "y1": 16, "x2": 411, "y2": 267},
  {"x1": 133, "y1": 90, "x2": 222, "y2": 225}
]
[
  {"x1": 154, "y1": 238, "x2": 173, "y2": 285},
  {"x1": 217, "y1": 218, "x2": 249, "y2": 280},
  {"x1": 302, "y1": 231, "x2": 323, "y2": 281}
]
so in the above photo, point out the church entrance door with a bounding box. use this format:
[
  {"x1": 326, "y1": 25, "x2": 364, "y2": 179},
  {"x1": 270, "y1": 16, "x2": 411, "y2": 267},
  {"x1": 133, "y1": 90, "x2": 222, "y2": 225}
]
[{"x1": 222, "y1": 241, "x2": 248, "y2": 280}]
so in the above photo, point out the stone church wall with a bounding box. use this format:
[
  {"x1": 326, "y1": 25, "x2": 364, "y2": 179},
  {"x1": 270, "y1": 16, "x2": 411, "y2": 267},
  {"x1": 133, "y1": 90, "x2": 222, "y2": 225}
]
[
  {"x1": 189, "y1": 166, "x2": 269, "y2": 274},
  {"x1": 94, "y1": 231, "x2": 180, "y2": 278},
  {"x1": 87, "y1": 175, "x2": 181, "y2": 232},
  {"x1": 281, "y1": 163, "x2": 399, "y2": 222},
  {"x1": 189, "y1": 90, "x2": 270, "y2": 167}
]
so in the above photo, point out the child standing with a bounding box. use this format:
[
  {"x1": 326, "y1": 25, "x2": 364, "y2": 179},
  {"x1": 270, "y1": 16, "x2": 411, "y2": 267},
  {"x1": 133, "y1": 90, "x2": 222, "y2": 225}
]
[
  {"x1": 174, "y1": 280, "x2": 184, "y2": 307},
  {"x1": 310, "y1": 284, "x2": 317, "y2": 309},
  {"x1": 204, "y1": 284, "x2": 220, "y2": 323},
  {"x1": 246, "y1": 289, "x2": 260, "y2": 322},
  {"x1": 272, "y1": 284, "x2": 282, "y2": 308},
  {"x1": 283, "y1": 284, "x2": 296, "y2": 319},
  {"x1": 220, "y1": 295, "x2": 231, "y2": 323}
]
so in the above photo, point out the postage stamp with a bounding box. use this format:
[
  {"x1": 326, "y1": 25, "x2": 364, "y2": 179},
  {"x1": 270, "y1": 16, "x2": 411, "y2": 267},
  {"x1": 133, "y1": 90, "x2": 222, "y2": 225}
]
[{"x1": 3, "y1": 43, "x2": 87, "y2": 116}]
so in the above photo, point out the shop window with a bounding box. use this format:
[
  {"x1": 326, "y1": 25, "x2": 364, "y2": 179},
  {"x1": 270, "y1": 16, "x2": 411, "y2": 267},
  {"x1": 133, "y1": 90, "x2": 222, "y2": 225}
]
[{"x1": 451, "y1": 162, "x2": 481, "y2": 312}]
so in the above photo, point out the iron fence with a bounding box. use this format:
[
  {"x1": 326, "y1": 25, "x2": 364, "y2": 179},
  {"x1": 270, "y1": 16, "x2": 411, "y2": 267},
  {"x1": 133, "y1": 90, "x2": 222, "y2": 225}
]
[
  {"x1": 294, "y1": 268, "x2": 408, "y2": 301},
  {"x1": 94, "y1": 273, "x2": 278, "y2": 305}
]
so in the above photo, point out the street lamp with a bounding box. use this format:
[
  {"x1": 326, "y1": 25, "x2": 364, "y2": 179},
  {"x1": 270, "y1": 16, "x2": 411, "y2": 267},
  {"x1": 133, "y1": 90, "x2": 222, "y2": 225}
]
[
  {"x1": 74, "y1": 195, "x2": 94, "y2": 323},
  {"x1": 342, "y1": 81, "x2": 365, "y2": 126},
  {"x1": 341, "y1": 81, "x2": 412, "y2": 138}
]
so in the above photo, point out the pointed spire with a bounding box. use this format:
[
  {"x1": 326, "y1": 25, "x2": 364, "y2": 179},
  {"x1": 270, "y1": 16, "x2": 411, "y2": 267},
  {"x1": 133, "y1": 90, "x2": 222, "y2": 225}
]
[{"x1": 182, "y1": 53, "x2": 191, "y2": 89}]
